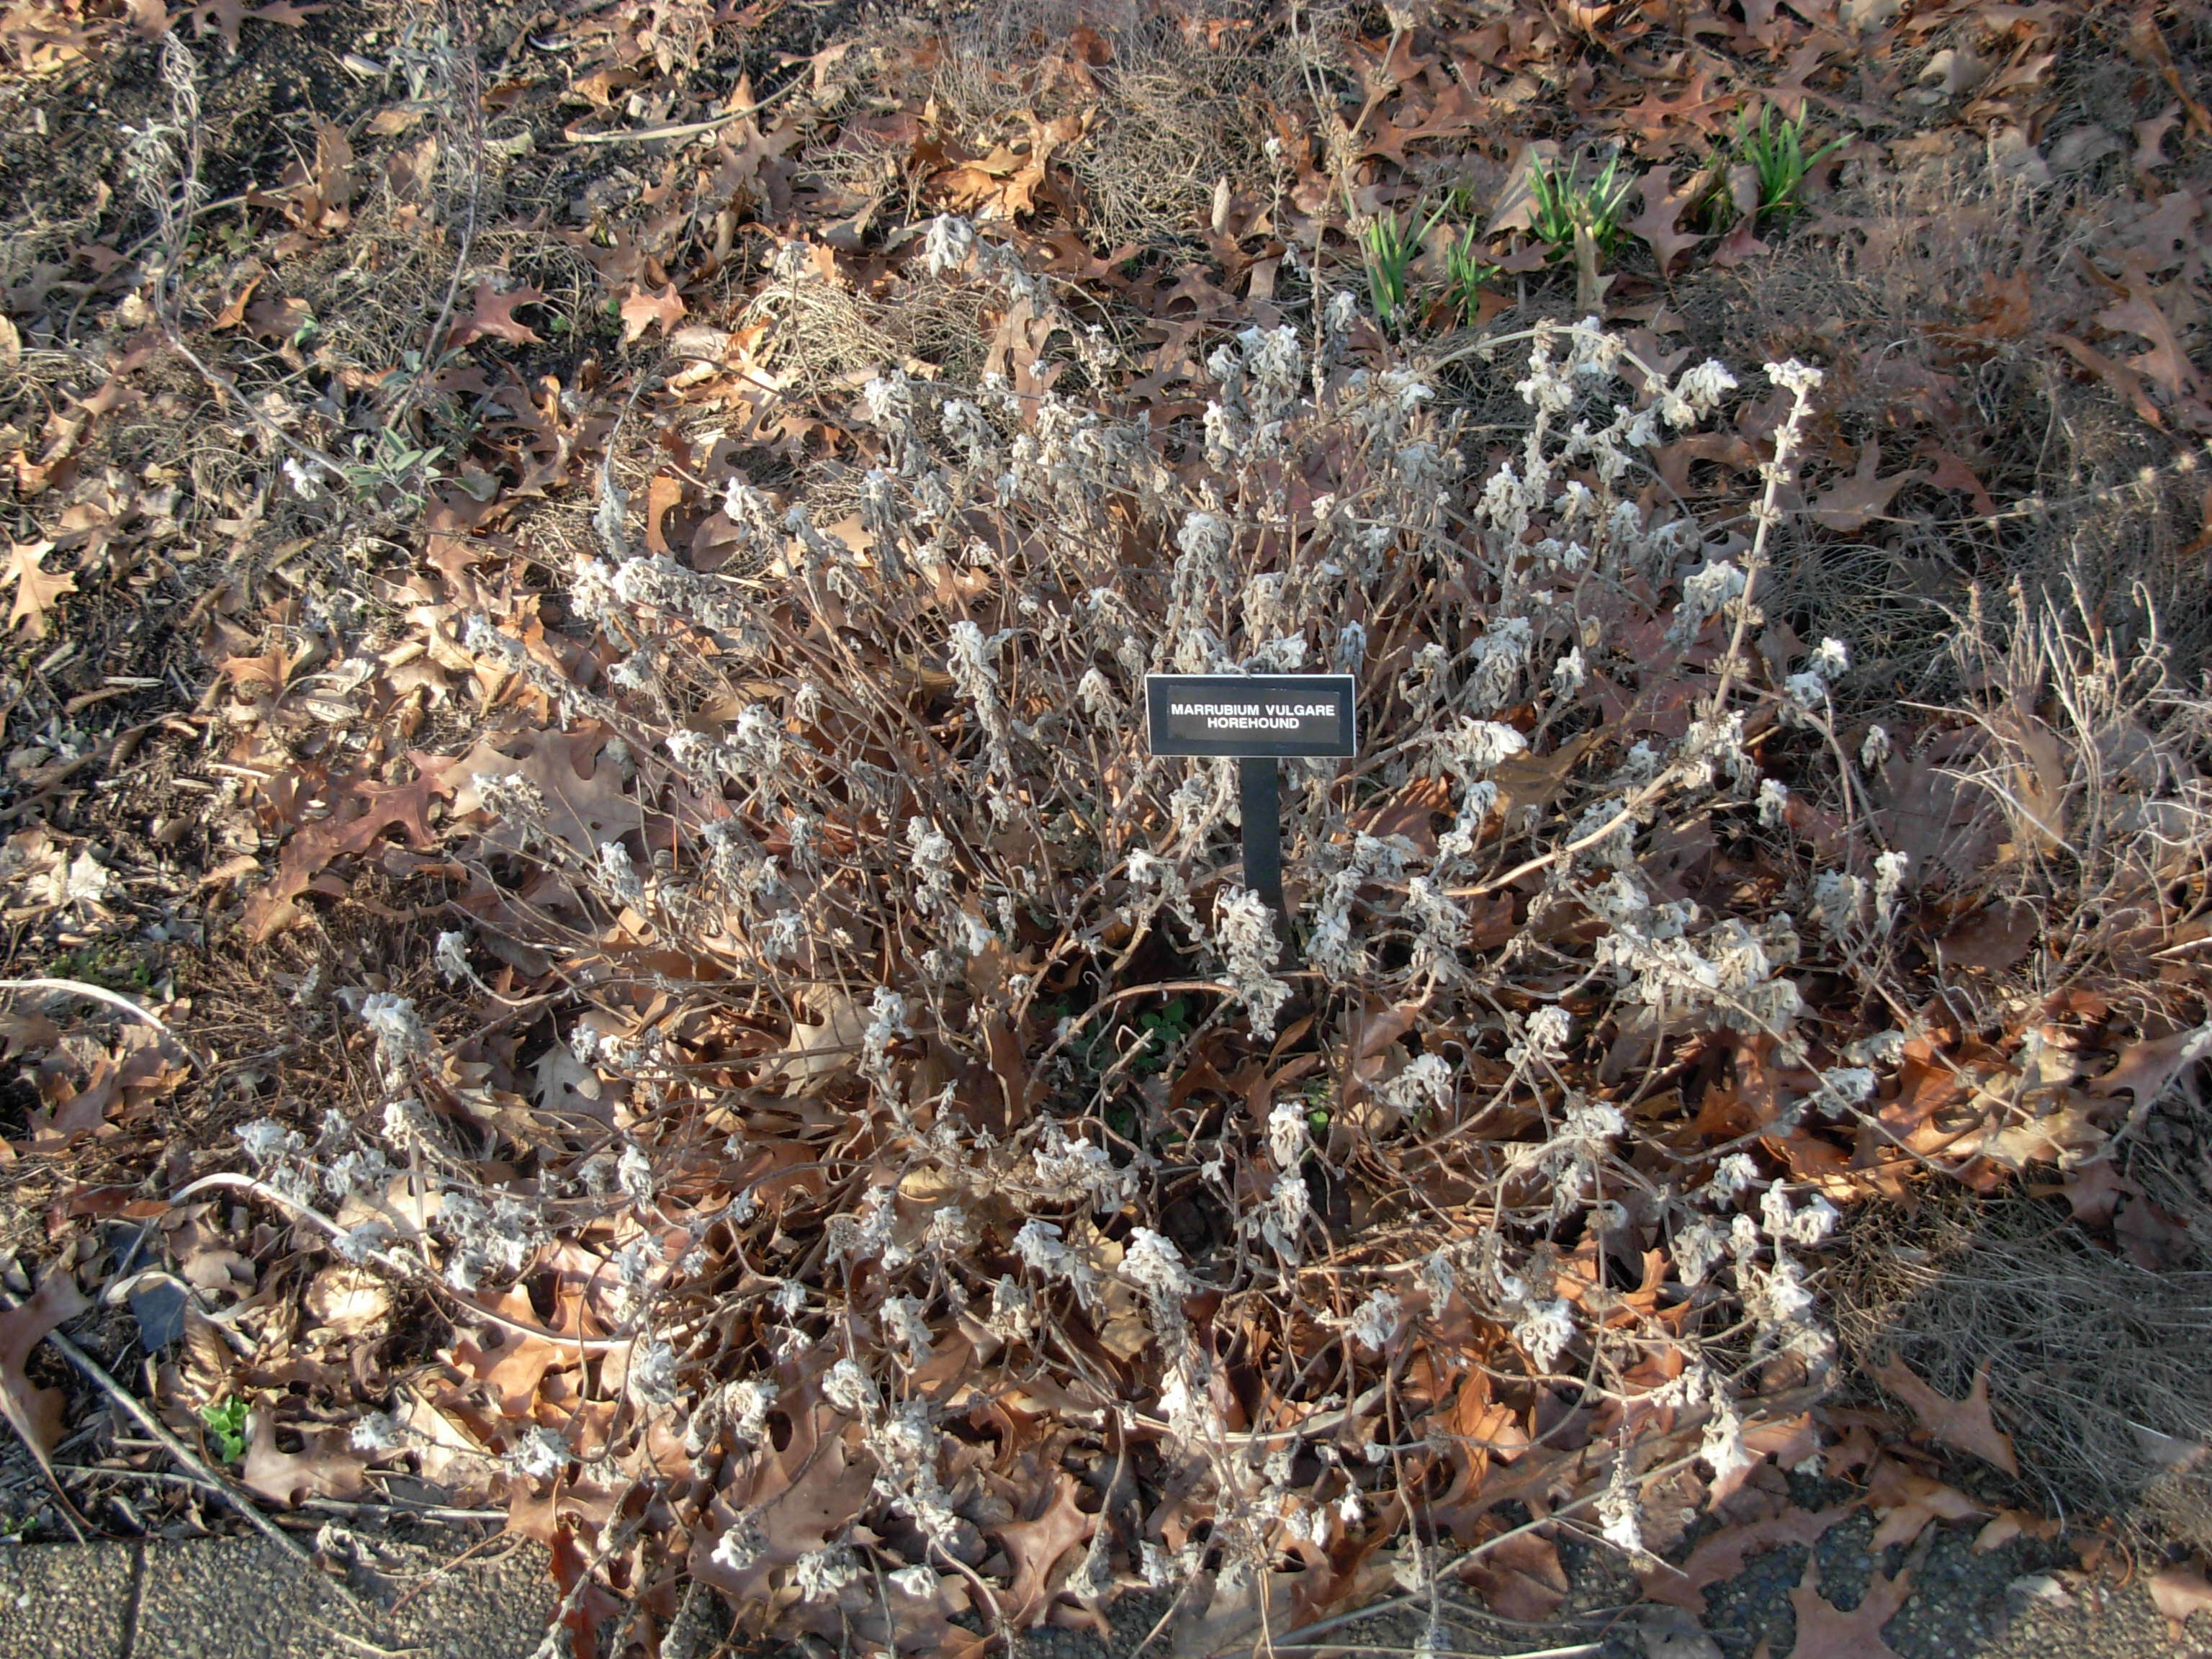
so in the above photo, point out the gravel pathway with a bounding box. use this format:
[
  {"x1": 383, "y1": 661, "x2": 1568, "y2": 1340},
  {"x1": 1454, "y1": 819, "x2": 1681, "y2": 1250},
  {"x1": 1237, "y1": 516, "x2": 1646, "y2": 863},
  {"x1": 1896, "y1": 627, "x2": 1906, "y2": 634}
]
[{"x1": 0, "y1": 1516, "x2": 2188, "y2": 1658}]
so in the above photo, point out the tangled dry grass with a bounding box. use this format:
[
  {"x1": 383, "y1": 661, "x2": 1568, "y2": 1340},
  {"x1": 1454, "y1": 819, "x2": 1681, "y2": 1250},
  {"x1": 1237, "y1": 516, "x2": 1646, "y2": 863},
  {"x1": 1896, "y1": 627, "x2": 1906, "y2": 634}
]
[{"x1": 1842, "y1": 1177, "x2": 2212, "y2": 1553}]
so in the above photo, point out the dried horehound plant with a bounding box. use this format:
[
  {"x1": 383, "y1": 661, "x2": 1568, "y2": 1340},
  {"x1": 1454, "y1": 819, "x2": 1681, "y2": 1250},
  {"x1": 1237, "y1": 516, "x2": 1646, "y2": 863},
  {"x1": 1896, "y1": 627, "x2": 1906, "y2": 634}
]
[{"x1": 421, "y1": 212, "x2": 1923, "y2": 1643}]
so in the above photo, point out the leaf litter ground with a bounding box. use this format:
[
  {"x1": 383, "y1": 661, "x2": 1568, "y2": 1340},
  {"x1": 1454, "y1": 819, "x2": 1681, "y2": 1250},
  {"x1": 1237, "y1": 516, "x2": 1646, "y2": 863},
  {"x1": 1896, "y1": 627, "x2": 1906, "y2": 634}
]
[{"x1": 0, "y1": 2, "x2": 2210, "y2": 1658}]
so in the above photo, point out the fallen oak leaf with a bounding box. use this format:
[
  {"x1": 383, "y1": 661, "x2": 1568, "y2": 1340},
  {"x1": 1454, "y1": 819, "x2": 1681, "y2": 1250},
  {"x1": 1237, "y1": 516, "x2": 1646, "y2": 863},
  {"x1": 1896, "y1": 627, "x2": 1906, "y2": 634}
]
[
  {"x1": 2150, "y1": 1561, "x2": 2212, "y2": 1639},
  {"x1": 1806, "y1": 440, "x2": 1925, "y2": 534},
  {"x1": 179, "y1": 0, "x2": 318, "y2": 56},
  {"x1": 447, "y1": 280, "x2": 546, "y2": 348},
  {"x1": 4, "y1": 539, "x2": 75, "y2": 638},
  {"x1": 2051, "y1": 331, "x2": 2167, "y2": 429},
  {"x1": 2033, "y1": 1156, "x2": 2143, "y2": 1226},
  {"x1": 1916, "y1": 441, "x2": 2001, "y2": 516},
  {"x1": 1640, "y1": 1502, "x2": 1856, "y2": 1611},
  {"x1": 1460, "y1": 1529, "x2": 1568, "y2": 1622},
  {"x1": 1349, "y1": 775, "x2": 1452, "y2": 856},
  {"x1": 2096, "y1": 289, "x2": 2202, "y2": 401},
  {"x1": 242, "y1": 761, "x2": 456, "y2": 941},
  {"x1": 0, "y1": 1269, "x2": 91, "y2": 1457},
  {"x1": 1935, "y1": 897, "x2": 2038, "y2": 973},
  {"x1": 449, "y1": 1283, "x2": 579, "y2": 1416},
  {"x1": 619, "y1": 282, "x2": 685, "y2": 343},
  {"x1": 1866, "y1": 1462, "x2": 1984, "y2": 1549},
  {"x1": 1632, "y1": 1606, "x2": 1725, "y2": 1658},
  {"x1": 1869, "y1": 1355, "x2": 2019, "y2": 1474},
  {"x1": 1974, "y1": 1508, "x2": 2062, "y2": 1551},
  {"x1": 240, "y1": 1410, "x2": 368, "y2": 1505},
  {"x1": 990, "y1": 1469, "x2": 1093, "y2": 1625},
  {"x1": 1707, "y1": 219, "x2": 1771, "y2": 268},
  {"x1": 1624, "y1": 172, "x2": 1707, "y2": 276},
  {"x1": 2087, "y1": 1020, "x2": 2212, "y2": 1106},
  {"x1": 460, "y1": 727, "x2": 636, "y2": 861},
  {"x1": 548, "y1": 1524, "x2": 628, "y2": 1658},
  {"x1": 696, "y1": 1390, "x2": 878, "y2": 1606},
  {"x1": 770, "y1": 985, "x2": 866, "y2": 1096},
  {"x1": 1789, "y1": 1537, "x2": 1924, "y2": 1659},
  {"x1": 1492, "y1": 730, "x2": 1599, "y2": 817}
]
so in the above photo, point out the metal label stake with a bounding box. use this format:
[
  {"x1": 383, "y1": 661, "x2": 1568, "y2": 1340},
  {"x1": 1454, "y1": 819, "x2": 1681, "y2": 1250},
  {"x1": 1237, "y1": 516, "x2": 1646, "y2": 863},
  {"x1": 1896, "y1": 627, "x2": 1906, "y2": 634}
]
[
  {"x1": 1145, "y1": 673, "x2": 1359, "y2": 952},
  {"x1": 1238, "y1": 755, "x2": 1286, "y2": 927}
]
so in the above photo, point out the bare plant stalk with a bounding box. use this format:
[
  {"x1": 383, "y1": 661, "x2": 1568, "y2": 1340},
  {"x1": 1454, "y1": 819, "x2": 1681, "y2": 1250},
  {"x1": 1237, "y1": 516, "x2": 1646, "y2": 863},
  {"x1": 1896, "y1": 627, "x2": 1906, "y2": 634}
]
[{"x1": 397, "y1": 3, "x2": 487, "y2": 428}]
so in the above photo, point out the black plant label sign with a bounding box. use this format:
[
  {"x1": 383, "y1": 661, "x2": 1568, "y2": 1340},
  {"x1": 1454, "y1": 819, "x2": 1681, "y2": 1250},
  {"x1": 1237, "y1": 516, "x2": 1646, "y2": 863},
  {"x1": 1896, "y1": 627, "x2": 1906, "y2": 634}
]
[{"x1": 1144, "y1": 674, "x2": 1358, "y2": 759}]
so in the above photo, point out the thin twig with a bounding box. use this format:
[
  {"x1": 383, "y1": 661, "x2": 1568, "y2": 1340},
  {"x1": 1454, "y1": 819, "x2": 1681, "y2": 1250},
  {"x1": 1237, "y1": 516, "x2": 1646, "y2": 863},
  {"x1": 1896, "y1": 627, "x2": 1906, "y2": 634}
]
[
  {"x1": 562, "y1": 73, "x2": 806, "y2": 145},
  {"x1": 386, "y1": 1527, "x2": 514, "y2": 1619},
  {"x1": 0, "y1": 978, "x2": 179, "y2": 1036},
  {"x1": 58, "y1": 1464, "x2": 504, "y2": 1524}
]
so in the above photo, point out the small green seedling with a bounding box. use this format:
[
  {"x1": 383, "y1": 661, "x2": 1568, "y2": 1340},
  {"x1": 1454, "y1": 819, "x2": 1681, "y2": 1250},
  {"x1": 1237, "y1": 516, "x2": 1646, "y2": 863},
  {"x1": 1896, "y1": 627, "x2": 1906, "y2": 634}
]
[
  {"x1": 1527, "y1": 150, "x2": 1633, "y2": 261},
  {"x1": 202, "y1": 1398, "x2": 248, "y2": 1464},
  {"x1": 1443, "y1": 223, "x2": 1499, "y2": 325},
  {"x1": 341, "y1": 425, "x2": 447, "y2": 511},
  {"x1": 1127, "y1": 997, "x2": 1195, "y2": 1076},
  {"x1": 1064, "y1": 994, "x2": 1196, "y2": 1082},
  {"x1": 1359, "y1": 199, "x2": 1449, "y2": 330},
  {"x1": 1303, "y1": 1084, "x2": 1332, "y2": 1135},
  {"x1": 1735, "y1": 105, "x2": 1842, "y2": 228},
  {"x1": 44, "y1": 943, "x2": 155, "y2": 994}
]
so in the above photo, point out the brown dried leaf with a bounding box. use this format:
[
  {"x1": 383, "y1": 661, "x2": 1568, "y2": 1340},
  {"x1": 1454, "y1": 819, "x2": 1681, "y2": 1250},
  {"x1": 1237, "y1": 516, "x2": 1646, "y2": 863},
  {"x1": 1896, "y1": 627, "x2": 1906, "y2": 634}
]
[
  {"x1": 1634, "y1": 1606, "x2": 1725, "y2": 1658},
  {"x1": 2150, "y1": 1563, "x2": 2212, "y2": 1640},
  {"x1": 2087, "y1": 1022, "x2": 2212, "y2": 1104},
  {"x1": 244, "y1": 763, "x2": 453, "y2": 940},
  {"x1": 447, "y1": 281, "x2": 547, "y2": 349},
  {"x1": 1492, "y1": 731, "x2": 1599, "y2": 817},
  {"x1": 1805, "y1": 440, "x2": 1923, "y2": 534},
  {"x1": 0, "y1": 1270, "x2": 89, "y2": 1457},
  {"x1": 1866, "y1": 1464, "x2": 1983, "y2": 1550},
  {"x1": 4, "y1": 539, "x2": 74, "y2": 637},
  {"x1": 1640, "y1": 1502, "x2": 1855, "y2": 1611},
  {"x1": 241, "y1": 1411, "x2": 368, "y2": 1505},
  {"x1": 302, "y1": 1266, "x2": 391, "y2": 1338},
  {"x1": 450, "y1": 1285, "x2": 575, "y2": 1416},
  {"x1": 2051, "y1": 331, "x2": 2167, "y2": 429},
  {"x1": 1349, "y1": 775, "x2": 1452, "y2": 856},
  {"x1": 181, "y1": 0, "x2": 314, "y2": 56},
  {"x1": 2096, "y1": 289, "x2": 2202, "y2": 400},
  {"x1": 1789, "y1": 1542, "x2": 1918, "y2": 1659},
  {"x1": 619, "y1": 282, "x2": 685, "y2": 344},
  {"x1": 1460, "y1": 1530, "x2": 1567, "y2": 1622},
  {"x1": 698, "y1": 1393, "x2": 878, "y2": 1604},
  {"x1": 1935, "y1": 899, "x2": 2038, "y2": 973},
  {"x1": 1485, "y1": 140, "x2": 1560, "y2": 235},
  {"x1": 936, "y1": 111, "x2": 1089, "y2": 222},
  {"x1": 464, "y1": 728, "x2": 634, "y2": 860},
  {"x1": 1869, "y1": 1356, "x2": 2018, "y2": 1474},
  {"x1": 771, "y1": 986, "x2": 865, "y2": 1096},
  {"x1": 1988, "y1": 703, "x2": 2070, "y2": 855},
  {"x1": 1623, "y1": 174, "x2": 1706, "y2": 275},
  {"x1": 992, "y1": 1470, "x2": 1092, "y2": 1624}
]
